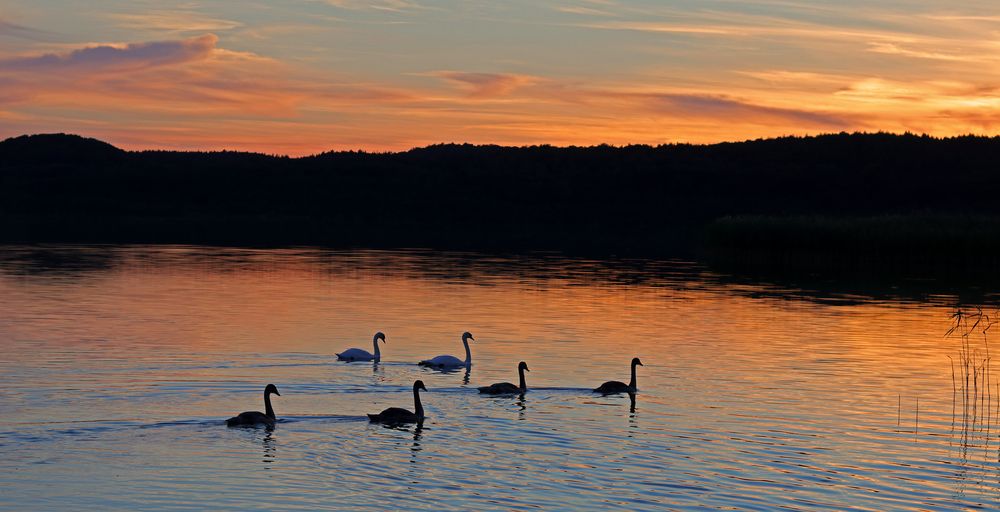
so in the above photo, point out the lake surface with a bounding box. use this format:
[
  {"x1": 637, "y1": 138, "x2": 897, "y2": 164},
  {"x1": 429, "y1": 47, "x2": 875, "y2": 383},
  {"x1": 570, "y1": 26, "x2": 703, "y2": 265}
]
[{"x1": 1, "y1": 245, "x2": 999, "y2": 510}]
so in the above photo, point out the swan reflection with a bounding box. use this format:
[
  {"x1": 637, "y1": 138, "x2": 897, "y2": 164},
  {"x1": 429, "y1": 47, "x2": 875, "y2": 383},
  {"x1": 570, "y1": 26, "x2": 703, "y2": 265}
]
[
  {"x1": 261, "y1": 425, "x2": 276, "y2": 464},
  {"x1": 411, "y1": 422, "x2": 424, "y2": 456}
]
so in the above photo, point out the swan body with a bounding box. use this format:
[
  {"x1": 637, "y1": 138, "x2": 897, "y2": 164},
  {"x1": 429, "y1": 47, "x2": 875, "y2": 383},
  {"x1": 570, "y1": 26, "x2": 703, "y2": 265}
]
[
  {"x1": 594, "y1": 381, "x2": 631, "y2": 394},
  {"x1": 594, "y1": 357, "x2": 643, "y2": 394},
  {"x1": 420, "y1": 355, "x2": 463, "y2": 367},
  {"x1": 227, "y1": 383, "x2": 280, "y2": 426},
  {"x1": 337, "y1": 332, "x2": 386, "y2": 362},
  {"x1": 368, "y1": 380, "x2": 426, "y2": 424},
  {"x1": 419, "y1": 332, "x2": 474, "y2": 368},
  {"x1": 479, "y1": 361, "x2": 529, "y2": 394}
]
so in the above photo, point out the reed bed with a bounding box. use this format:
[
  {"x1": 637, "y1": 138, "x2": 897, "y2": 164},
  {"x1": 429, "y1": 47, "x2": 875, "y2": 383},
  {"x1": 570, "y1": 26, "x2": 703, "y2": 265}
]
[
  {"x1": 705, "y1": 215, "x2": 1000, "y2": 272},
  {"x1": 947, "y1": 308, "x2": 998, "y2": 463}
]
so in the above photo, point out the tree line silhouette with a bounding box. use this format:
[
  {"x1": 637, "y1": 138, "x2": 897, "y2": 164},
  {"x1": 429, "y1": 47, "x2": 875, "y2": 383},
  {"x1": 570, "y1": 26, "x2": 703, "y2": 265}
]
[{"x1": 2, "y1": 132, "x2": 1000, "y2": 260}]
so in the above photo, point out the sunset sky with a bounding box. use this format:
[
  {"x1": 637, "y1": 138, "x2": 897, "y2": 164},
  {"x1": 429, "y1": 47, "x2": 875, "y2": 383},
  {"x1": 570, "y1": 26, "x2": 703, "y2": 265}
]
[{"x1": 2, "y1": 0, "x2": 999, "y2": 155}]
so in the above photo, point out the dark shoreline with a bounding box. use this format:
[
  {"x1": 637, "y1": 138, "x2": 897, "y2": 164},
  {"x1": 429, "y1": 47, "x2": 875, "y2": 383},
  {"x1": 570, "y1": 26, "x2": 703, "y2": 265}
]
[{"x1": 4, "y1": 132, "x2": 1000, "y2": 278}]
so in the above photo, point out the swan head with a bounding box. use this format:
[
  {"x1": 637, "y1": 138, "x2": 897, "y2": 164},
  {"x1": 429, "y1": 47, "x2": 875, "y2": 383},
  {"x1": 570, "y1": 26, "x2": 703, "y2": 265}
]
[
  {"x1": 462, "y1": 331, "x2": 474, "y2": 343},
  {"x1": 414, "y1": 380, "x2": 427, "y2": 392},
  {"x1": 518, "y1": 361, "x2": 530, "y2": 372},
  {"x1": 265, "y1": 383, "x2": 281, "y2": 396},
  {"x1": 374, "y1": 331, "x2": 386, "y2": 343},
  {"x1": 632, "y1": 357, "x2": 643, "y2": 367}
]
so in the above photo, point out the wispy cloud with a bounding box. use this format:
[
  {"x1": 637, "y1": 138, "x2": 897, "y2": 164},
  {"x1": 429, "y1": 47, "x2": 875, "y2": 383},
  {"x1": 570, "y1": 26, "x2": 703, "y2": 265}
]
[
  {"x1": 0, "y1": 19, "x2": 54, "y2": 41},
  {"x1": 738, "y1": 70, "x2": 852, "y2": 89},
  {"x1": 108, "y1": 11, "x2": 243, "y2": 33},
  {"x1": 432, "y1": 72, "x2": 538, "y2": 98},
  {"x1": 579, "y1": 21, "x2": 734, "y2": 35},
  {"x1": 323, "y1": 0, "x2": 428, "y2": 12},
  {"x1": 923, "y1": 14, "x2": 1000, "y2": 22},
  {"x1": 0, "y1": 34, "x2": 218, "y2": 72},
  {"x1": 866, "y1": 42, "x2": 981, "y2": 62},
  {"x1": 644, "y1": 93, "x2": 850, "y2": 128},
  {"x1": 553, "y1": 5, "x2": 617, "y2": 17}
]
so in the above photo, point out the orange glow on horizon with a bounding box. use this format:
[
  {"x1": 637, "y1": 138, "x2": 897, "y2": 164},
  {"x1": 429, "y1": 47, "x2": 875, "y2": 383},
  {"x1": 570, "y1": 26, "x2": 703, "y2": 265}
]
[{"x1": 2, "y1": 2, "x2": 999, "y2": 155}]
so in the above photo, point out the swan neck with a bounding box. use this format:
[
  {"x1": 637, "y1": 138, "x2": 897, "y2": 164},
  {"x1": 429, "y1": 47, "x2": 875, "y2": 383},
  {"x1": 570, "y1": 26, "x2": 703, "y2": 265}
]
[
  {"x1": 629, "y1": 362, "x2": 638, "y2": 390},
  {"x1": 463, "y1": 338, "x2": 472, "y2": 365},
  {"x1": 518, "y1": 366, "x2": 527, "y2": 392},
  {"x1": 264, "y1": 390, "x2": 275, "y2": 419},
  {"x1": 413, "y1": 387, "x2": 424, "y2": 418},
  {"x1": 373, "y1": 337, "x2": 381, "y2": 360}
]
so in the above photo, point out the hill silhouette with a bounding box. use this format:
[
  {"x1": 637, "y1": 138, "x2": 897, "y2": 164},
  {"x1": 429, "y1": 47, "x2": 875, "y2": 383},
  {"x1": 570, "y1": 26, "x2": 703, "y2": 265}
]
[
  {"x1": 2, "y1": 132, "x2": 1000, "y2": 267},
  {"x1": 0, "y1": 133, "x2": 124, "y2": 166}
]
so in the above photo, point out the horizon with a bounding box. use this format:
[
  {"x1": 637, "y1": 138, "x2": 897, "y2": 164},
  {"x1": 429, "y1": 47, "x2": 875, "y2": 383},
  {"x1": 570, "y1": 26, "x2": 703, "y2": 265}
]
[
  {"x1": 5, "y1": 130, "x2": 997, "y2": 158},
  {"x1": 3, "y1": 1, "x2": 1000, "y2": 156}
]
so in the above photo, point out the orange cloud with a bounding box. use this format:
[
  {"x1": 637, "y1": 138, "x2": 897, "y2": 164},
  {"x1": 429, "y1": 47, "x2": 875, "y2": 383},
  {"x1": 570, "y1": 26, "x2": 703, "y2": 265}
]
[
  {"x1": 0, "y1": 34, "x2": 302, "y2": 116},
  {"x1": 432, "y1": 72, "x2": 538, "y2": 98}
]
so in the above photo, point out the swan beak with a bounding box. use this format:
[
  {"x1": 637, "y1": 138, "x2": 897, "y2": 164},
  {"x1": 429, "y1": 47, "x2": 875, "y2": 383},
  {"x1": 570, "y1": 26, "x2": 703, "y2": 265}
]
[{"x1": 274, "y1": 390, "x2": 281, "y2": 396}]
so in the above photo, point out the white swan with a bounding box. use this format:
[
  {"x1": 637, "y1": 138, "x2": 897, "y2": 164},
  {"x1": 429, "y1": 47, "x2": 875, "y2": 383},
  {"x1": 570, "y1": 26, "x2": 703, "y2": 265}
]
[
  {"x1": 418, "y1": 332, "x2": 474, "y2": 368},
  {"x1": 336, "y1": 332, "x2": 385, "y2": 362}
]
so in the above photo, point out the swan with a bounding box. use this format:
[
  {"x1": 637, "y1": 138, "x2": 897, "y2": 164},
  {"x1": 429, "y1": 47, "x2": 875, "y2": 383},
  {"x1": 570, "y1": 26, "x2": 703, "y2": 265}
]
[
  {"x1": 418, "y1": 332, "x2": 474, "y2": 368},
  {"x1": 478, "y1": 361, "x2": 529, "y2": 394},
  {"x1": 337, "y1": 331, "x2": 386, "y2": 362},
  {"x1": 368, "y1": 380, "x2": 426, "y2": 424},
  {"x1": 226, "y1": 383, "x2": 280, "y2": 426},
  {"x1": 594, "y1": 357, "x2": 643, "y2": 394}
]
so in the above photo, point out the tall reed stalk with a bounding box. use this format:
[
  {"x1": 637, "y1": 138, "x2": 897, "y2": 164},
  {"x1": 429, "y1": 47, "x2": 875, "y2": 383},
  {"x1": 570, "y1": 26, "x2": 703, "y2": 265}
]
[{"x1": 947, "y1": 308, "x2": 996, "y2": 458}]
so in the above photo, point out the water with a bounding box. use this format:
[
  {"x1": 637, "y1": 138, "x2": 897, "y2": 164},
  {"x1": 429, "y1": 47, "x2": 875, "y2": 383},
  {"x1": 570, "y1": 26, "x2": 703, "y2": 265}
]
[{"x1": 1, "y1": 245, "x2": 998, "y2": 510}]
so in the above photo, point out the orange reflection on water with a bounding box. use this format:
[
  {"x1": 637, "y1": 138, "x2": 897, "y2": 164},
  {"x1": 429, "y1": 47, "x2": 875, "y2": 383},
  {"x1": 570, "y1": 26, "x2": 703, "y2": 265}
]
[
  {"x1": 0, "y1": 246, "x2": 960, "y2": 397},
  {"x1": 1, "y1": 245, "x2": 995, "y2": 510}
]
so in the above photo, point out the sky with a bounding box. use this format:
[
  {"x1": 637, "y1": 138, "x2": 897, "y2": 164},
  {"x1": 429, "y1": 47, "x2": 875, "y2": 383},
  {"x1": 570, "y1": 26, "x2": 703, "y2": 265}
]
[{"x1": 1, "y1": 0, "x2": 999, "y2": 155}]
